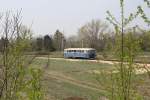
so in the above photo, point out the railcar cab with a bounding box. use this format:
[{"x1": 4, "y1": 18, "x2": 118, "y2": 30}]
[{"x1": 64, "y1": 48, "x2": 96, "y2": 59}]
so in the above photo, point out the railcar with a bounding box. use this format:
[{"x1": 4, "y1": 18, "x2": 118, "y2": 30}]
[{"x1": 64, "y1": 48, "x2": 96, "y2": 59}]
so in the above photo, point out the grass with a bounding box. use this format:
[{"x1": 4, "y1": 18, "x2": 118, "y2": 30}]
[
  {"x1": 30, "y1": 58, "x2": 113, "y2": 100},
  {"x1": 34, "y1": 58, "x2": 114, "y2": 84},
  {"x1": 30, "y1": 57, "x2": 150, "y2": 100},
  {"x1": 43, "y1": 75, "x2": 102, "y2": 100}
]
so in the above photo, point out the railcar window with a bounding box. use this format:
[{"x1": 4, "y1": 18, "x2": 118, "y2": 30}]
[{"x1": 65, "y1": 49, "x2": 96, "y2": 53}]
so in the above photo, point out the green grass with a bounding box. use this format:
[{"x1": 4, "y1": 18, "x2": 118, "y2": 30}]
[
  {"x1": 30, "y1": 58, "x2": 113, "y2": 100},
  {"x1": 33, "y1": 58, "x2": 114, "y2": 84},
  {"x1": 43, "y1": 75, "x2": 102, "y2": 100},
  {"x1": 30, "y1": 57, "x2": 150, "y2": 100}
]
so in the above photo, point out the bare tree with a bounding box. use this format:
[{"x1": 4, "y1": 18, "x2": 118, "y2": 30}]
[
  {"x1": 65, "y1": 35, "x2": 79, "y2": 48},
  {"x1": 53, "y1": 30, "x2": 65, "y2": 51},
  {"x1": 78, "y1": 19, "x2": 109, "y2": 51}
]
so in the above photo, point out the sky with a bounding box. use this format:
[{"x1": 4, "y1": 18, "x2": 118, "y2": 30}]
[{"x1": 0, "y1": 0, "x2": 149, "y2": 37}]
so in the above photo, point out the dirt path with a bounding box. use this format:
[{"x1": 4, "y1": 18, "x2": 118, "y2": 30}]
[{"x1": 45, "y1": 70, "x2": 105, "y2": 93}]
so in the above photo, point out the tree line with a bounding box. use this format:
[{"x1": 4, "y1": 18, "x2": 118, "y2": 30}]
[{"x1": 5, "y1": 19, "x2": 148, "y2": 53}]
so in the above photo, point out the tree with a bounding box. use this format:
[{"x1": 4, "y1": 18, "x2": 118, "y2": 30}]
[
  {"x1": 0, "y1": 11, "x2": 43, "y2": 100},
  {"x1": 0, "y1": 37, "x2": 6, "y2": 52},
  {"x1": 53, "y1": 30, "x2": 65, "y2": 51},
  {"x1": 97, "y1": 0, "x2": 150, "y2": 99},
  {"x1": 78, "y1": 19, "x2": 109, "y2": 51},
  {"x1": 140, "y1": 30, "x2": 150, "y2": 51},
  {"x1": 36, "y1": 37, "x2": 43, "y2": 51},
  {"x1": 43, "y1": 35, "x2": 54, "y2": 51},
  {"x1": 137, "y1": 1, "x2": 150, "y2": 25},
  {"x1": 65, "y1": 35, "x2": 79, "y2": 48}
]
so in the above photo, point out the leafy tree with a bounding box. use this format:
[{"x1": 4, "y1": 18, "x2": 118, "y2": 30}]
[
  {"x1": 36, "y1": 37, "x2": 43, "y2": 51},
  {"x1": 0, "y1": 11, "x2": 43, "y2": 100},
  {"x1": 97, "y1": 0, "x2": 150, "y2": 99},
  {"x1": 140, "y1": 31, "x2": 150, "y2": 51},
  {"x1": 43, "y1": 35, "x2": 54, "y2": 51}
]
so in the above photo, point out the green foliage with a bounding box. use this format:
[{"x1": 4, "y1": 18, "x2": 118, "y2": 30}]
[
  {"x1": 137, "y1": 6, "x2": 150, "y2": 25},
  {"x1": 144, "y1": 0, "x2": 150, "y2": 7},
  {"x1": 36, "y1": 37, "x2": 43, "y2": 51},
  {"x1": 0, "y1": 11, "x2": 43, "y2": 100},
  {"x1": 100, "y1": 0, "x2": 150, "y2": 100},
  {"x1": 43, "y1": 35, "x2": 55, "y2": 52},
  {"x1": 26, "y1": 68, "x2": 43, "y2": 100},
  {"x1": 139, "y1": 31, "x2": 150, "y2": 51}
]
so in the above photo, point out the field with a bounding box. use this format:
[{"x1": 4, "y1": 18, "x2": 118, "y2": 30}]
[
  {"x1": 30, "y1": 56, "x2": 150, "y2": 100},
  {"x1": 30, "y1": 57, "x2": 114, "y2": 100}
]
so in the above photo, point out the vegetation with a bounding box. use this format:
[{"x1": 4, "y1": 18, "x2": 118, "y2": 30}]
[
  {"x1": 97, "y1": 0, "x2": 150, "y2": 100},
  {"x1": 0, "y1": 11, "x2": 43, "y2": 100},
  {"x1": 32, "y1": 58, "x2": 114, "y2": 100},
  {"x1": 30, "y1": 58, "x2": 150, "y2": 100},
  {"x1": 0, "y1": 0, "x2": 149, "y2": 100}
]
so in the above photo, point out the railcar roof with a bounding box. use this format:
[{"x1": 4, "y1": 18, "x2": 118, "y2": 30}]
[{"x1": 64, "y1": 48, "x2": 96, "y2": 51}]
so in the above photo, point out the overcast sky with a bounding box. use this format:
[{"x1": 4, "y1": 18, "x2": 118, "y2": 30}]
[{"x1": 0, "y1": 0, "x2": 149, "y2": 37}]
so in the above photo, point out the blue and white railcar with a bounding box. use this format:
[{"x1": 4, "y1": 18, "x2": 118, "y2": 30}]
[{"x1": 64, "y1": 48, "x2": 96, "y2": 59}]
